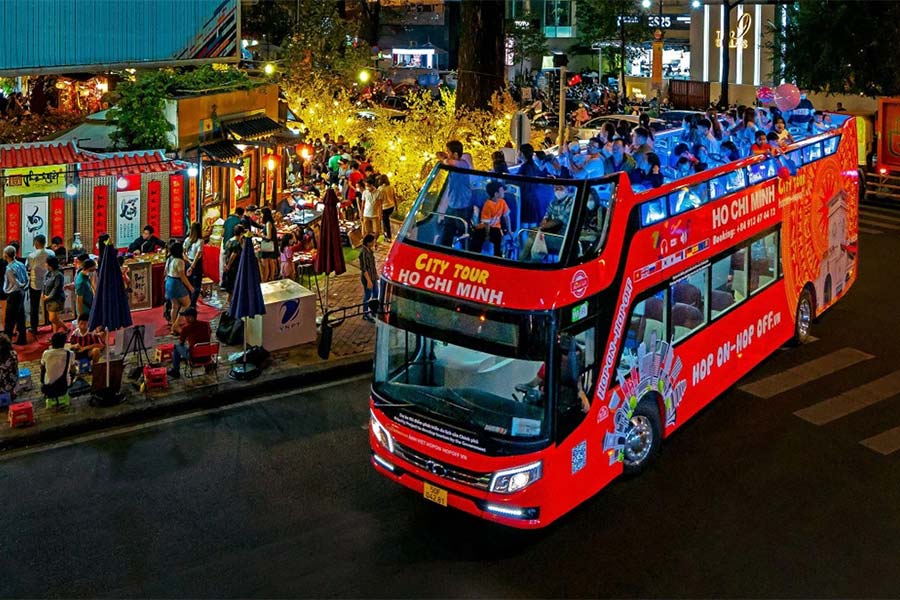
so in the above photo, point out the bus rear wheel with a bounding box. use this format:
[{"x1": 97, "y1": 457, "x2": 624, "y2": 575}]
[
  {"x1": 622, "y1": 399, "x2": 662, "y2": 475},
  {"x1": 792, "y1": 289, "x2": 814, "y2": 345}
]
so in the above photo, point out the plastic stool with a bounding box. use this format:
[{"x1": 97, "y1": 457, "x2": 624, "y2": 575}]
[
  {"x1": 0, "y1": 392, "x2": 11, "y2": 409},
  {"x1": 16, "y1": 368, "x2": 32, "y2": 392},
  {"x1": 142, "y1": 365, "x2": 168, "y2": 392},
  {"x1": 77, "y1": 358, "x2": 92, "y2": 375},
  {"x1": 45, "y1": 394, "x2": 70, "y2": 409},
  {"x1": 154, "y1": 343, "x2": 174, "y2": 363},
  {"x1": 8, "y1": 401, "x2": 34, "y2": 427}
]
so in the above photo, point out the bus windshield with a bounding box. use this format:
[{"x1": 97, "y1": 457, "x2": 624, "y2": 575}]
[
  {"x1": 398, "y1": 165, "x2": 614, "y2": 265},
  {"x1": 373, "y1": 290, "x2": 552, "y2": 448}
]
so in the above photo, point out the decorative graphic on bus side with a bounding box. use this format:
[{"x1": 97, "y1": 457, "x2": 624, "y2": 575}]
[{"x1": 603, "y1": 333, "x2": 686, "y2": 465}]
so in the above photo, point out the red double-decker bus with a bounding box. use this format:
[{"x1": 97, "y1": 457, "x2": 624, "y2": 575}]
[{"x1": 369, "y1": 115, "x2": 859, "y2": 528}]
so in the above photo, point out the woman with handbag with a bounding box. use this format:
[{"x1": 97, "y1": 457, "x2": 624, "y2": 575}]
[
  {"x1": 165, "y1": 241, "x2": 194, "y2": 334},
  {"x1": 259, "y1": 208, "x2": 278, "y2": 282},
  {"x1": 184, "y1": 222, "x2": 204, "y2": 307}
]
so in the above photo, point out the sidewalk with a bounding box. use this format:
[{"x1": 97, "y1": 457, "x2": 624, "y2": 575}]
[{"x1": 0, "y1": 242, "x2": 390, "y2": 451}]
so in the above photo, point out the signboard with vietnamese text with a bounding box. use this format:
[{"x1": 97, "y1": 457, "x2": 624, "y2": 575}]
[
  {"x1": 116, "y1": 189, "x2": 141, "y2": 247},
  {"x1": 3, "y1": 165, "x2": 66, "y2": 196}
]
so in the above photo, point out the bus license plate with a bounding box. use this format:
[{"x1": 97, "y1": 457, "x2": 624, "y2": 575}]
[{"x1": 423, "y1": 482, "x2": 448, "y2": 507}]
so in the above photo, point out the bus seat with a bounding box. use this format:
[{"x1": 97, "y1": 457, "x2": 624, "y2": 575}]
[
  {"x1": 732, "y1": 271, "x2": 747, "y2": 300},
  {"x1": 672, "y1": 302, "x2": 702, "y2": 330},
  {"x1": 710, "y1": 290, "x2": 735, "y2": 317},
  {"x1": 673, "y1": 281, "x2": 702, "y2": 309},
  {"x1": 644, "y1": 296, "x2": 665, "y2": 322},
  {"x1": 731, "y1": 250, "x2": 747, "y2": 270},
  {"x1": 641, "y1": 318, "x2": 665, "y2": 346}
]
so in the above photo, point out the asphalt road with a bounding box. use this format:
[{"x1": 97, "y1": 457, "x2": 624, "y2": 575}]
[{"x1": 3, "y1": 204, "x2": 900, "y2": 598}]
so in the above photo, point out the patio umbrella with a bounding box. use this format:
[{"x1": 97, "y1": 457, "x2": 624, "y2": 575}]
[
  {"x1": 228, "y1": 236, "x2": 266, "y2": 380},
  {"x1": 313, "y1": 188, "x2": 346, "y2": 313},
  {"x1": 88, "y1": 243, "x2": 133, "y2": 389}
]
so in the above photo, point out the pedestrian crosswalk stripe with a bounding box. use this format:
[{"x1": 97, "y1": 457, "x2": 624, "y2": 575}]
[
  {"x1": 858, "y1": 226, "x2": 884, "y2": 234},
  {"x1": 860, "y1": 209, "x2": 900, "y2": 223},
  {"x1": 860, "y1": 426, "x2": 900, "y2": 455},
  {"x1": 739, "y1": 347, "x2": 874, "y2": 399},
  {"x1": 794, "y1": 368, "x2": 900, "y2": 425},
  {"x1": 859, "y1": 218, "x2": 900, "y2": 230}
]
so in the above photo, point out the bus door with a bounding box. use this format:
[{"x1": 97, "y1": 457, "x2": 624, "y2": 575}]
[{"x1": 554, "y1": 324, "x2": 599, "y2": 442}]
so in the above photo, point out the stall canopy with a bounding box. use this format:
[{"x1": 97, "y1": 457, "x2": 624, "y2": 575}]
[
  {"x1": 78, "y1": 150, "x2": 189, "y2": 177},
  {"x1": 200, "y1": 140, "x2": 244, "y2": 162},
  {"x1": 223, "y1": 115, "x2": 283, "y2": 141},
  {"x1": 0, "y1": 141, "x2": 84, "y2": 168}
]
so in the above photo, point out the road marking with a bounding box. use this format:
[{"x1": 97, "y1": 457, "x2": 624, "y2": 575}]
[
  {"x1": 859, "y1": 218, "x2": 900, "y2": 230},
  {"x1": 794, "y1": 369, "x2": 900, "y2": 425},
  {"x1": 860, "y1": 209, "x2": 900, "y2": 223},
  {"x1": 860, "y1": 426, "x2": 900, "y2": 455},
  {"x1": 858, "y1": 226, "x2": 883, "y2": 235},
  {"x1": 739, "y1": 347, "x2": 874, "y2": 399},
  {"x1": 0, "y1": 373, "x2": 371, "y2": 462}
]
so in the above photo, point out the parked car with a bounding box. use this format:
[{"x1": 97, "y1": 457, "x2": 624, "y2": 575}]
[
  {"x1": 376, "y1": 96, "x2": 409, "y2": 121},
  {"x1": 532, "y1": 111, "x2": 560, "y2": 132},
  {"x1": 657, "y1": 110, "x2": 708, "y2": 129},
  {"x1": 575, "y1": 114, "x2": 667, "y2": 140}
]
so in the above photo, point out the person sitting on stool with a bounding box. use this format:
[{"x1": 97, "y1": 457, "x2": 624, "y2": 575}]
[
  {"x1": 69, "y1": 313, "x2": 104, "y2": 363},
  {"x1": 167, "y1": 307, "x2": 211, "y2": 379}
]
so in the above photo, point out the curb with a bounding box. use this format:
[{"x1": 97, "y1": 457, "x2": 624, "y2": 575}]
[{"x1": 0, "y1": 352, "x2": 374, "y2": 453}]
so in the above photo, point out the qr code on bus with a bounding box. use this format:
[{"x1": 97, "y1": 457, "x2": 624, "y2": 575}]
[{"x1": 571, "y1": 440, "x2": 587, "y2": 474}]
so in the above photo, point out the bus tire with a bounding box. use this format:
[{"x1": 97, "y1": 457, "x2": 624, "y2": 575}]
[
  {"x1": 622, "y1": 398, "x2": 662, "y2": 476},
  {"x1": 792, "y1": 288, "x2": 814, "y2": 346}
]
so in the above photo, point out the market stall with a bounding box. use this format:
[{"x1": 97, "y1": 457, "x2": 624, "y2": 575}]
[{"x1": 124, "y1": 252, "x2": 166, "y2": 309}]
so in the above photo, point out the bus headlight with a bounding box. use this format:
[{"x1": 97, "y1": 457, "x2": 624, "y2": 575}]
[
  {"x1": 370, "y1": 409, "x2": 395, "y2": 454},
  {"x1": 489, "y1": 461, "x2": 542, "y2": 494}
]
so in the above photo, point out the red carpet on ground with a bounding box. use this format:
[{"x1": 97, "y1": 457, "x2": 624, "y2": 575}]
[{"x1": 14, "y1": 300, "x2": 221, "y2": 362}]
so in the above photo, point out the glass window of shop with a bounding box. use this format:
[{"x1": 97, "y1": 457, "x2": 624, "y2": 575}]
[
  {"x1": 543, "y1": 0, "x2": 574, "y2": 38},
  {"x1": 628, "y1": 46, "x2": 691, "y2": 80}
]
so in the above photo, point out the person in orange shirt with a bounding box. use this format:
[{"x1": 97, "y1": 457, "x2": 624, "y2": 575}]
[{"x1": 472, "y1": 181, "x2": 510, "y2": 257}]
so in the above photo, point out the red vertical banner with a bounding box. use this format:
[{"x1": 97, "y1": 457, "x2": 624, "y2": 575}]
[
  {"x1": 188, "y1": 176, "x2": 197, "y2": 225},
  {"x1": 93, "y1": 185, "x2": 108, "y2": 249},
  {"x1": 6, "y1": 202, "x2": 20, "y2": 244},
  {"x1": 50, "y1": 197, "x2": 65, "y2": 242},
  {"x1": 147, "y1": 180, "x2": 161, "y2": 234},
  {"x1": 169, "y1": 174, "x2": 185, "y2": 238}
]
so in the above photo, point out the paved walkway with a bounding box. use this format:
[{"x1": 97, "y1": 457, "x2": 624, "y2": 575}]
[{"x1": 0, "y1": 242, "x2": 390, "y2": 450}]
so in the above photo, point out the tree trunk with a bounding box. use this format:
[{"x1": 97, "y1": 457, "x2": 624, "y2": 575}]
[
  {"x1": 355, "y1": 0, "x2": 380, "y2": 47},
  {"x1": 456, "y1": 0, "x2": 506, "y2": 111}
]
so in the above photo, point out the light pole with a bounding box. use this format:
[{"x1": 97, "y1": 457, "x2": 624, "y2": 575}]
[
  {"x1": 552, "y1": 51, "x2": 568, "y2": 147},
  {"x1": 719, "y1": 0, "x2": 745, "y2": 109}
]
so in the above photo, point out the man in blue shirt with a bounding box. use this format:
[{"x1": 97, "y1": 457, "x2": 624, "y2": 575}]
[
  {"x1": 3, "y1": 245, "x2": 28, "y2": 345},
  {"x1": 436, "y1": 140, "x2": 474, "y2": 248}
]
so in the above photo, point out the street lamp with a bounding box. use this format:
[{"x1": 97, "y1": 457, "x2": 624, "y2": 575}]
[
  {"x1": 358, "y1": 69, "x2": 371, "y2": 84},
  {"x1": 187, "y1": 166, "x2": 199, "y2": 178},
  {"x1": 263, "y1": 63, "x2": 275, "y2": 76}
]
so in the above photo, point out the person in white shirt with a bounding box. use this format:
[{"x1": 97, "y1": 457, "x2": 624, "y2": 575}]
[
  {"x1": 26, "y1": 234, "x2": 51, "y2": 335},
  {"x1": 40, "y1": 331, "x2": 73, "y2": 398},
  {"x1": 361, "y1": 176, "x2": 382, "y2": 241}
]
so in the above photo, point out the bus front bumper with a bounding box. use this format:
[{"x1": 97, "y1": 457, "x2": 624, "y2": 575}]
[{"x1": 371, "y1": 450, "x2": 544, "y2": 529}]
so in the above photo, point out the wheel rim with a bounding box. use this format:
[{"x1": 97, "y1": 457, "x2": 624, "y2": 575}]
[
  {"x1": 797, "y1": 298, "x2": 811, "y2": 338},
  {"x1": 623, "y1": 414, "x2": 654, "y2": 467}
]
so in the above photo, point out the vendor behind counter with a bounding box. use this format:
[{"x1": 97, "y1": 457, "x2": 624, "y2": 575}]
[{"x1": 128, "y1": 225, "x2": 167, "y2": 255}]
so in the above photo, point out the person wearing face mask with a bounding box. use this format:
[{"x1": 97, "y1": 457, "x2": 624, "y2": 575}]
[
  {"x1": 525, "y1": 185, "x2": 575, "y2": 262},
  {"x1": 604, "y1": 138, "x2": 636, "y2": 175}
]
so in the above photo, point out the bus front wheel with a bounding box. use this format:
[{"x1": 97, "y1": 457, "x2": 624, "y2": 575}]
[
  {"x1": 792, "y1": 289, "x2": 814, "y2": 345},
  {"x1": 622, "y1": 399, "x2": 662, "y2": 476}
]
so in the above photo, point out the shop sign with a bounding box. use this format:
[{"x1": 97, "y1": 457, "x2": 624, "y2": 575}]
[
  {"x1": 2, "y1": 165, "x2": 66, "y2": 196},
  {"x1": 169, "y1": 174, "x2": 185, "y2": 238},
  {"x1": 715, "y1": 12, "x2": 751, "y2": 49},
  {"x1": 5, "y1": 202, "x2": 20, "y2": 245},
  {"x1": 21, "y1": 196, "x2": 49, "y2": 251},
  {"x1": 147, "y1": 180, "x2": 162, "y2": 235},
  {"x1": 188, "y1": 176, "x2": 198, "y2": 223},
  {"x1": 50, "y1": 197, "x2": 65, "y2": 242},
  {"x1": 116, "y1": 189, "x2": 141, "y2": 247},
  {"x1": 93, "y1": 185, "x2": 108, "y2": 249}
]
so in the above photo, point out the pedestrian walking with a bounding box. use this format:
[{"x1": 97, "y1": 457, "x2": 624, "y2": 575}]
[
  {"x1": 26, "y1": 234, "x2": 51, "y2": 334},
  {"x1": 377, "y1": 174, "x2": 396, "y2": 242},
  {"x1": 3, "y1": 245, "x2": 28, "y2": 345},
  {"x1": 184, "y1": 222, "x2": 204, "y2": 307},
  {"x1": 359, "y1": 233, "x2": 378, "y2": 322},
  {"x1": 42, "y1": 256, "x2": 67, "y2": 334}
]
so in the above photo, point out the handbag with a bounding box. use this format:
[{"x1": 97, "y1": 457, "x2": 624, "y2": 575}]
[
  {"x1": 531, "y1": 231, "x2": 549, "y2": 260},
  {"x1": 41, "y1": 351, "x2": 71, "y2": 398},
  {"x1": 261, "y1": 239, "x2": 276, "y2": 253},
  {"x1": 215, "y1": 312, "x2": 245, "y2": 346}
]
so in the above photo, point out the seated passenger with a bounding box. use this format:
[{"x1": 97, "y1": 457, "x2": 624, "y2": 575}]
[
  {"x1": 751, "y1": 130, "x2": 774, "y2": 156},
  {"x1": 772, "y1": 116, "x2": 795, "y2": 147},
  {"x1": 693, "y1": 145, "x2": 711, "y2": 173},
  {"x1": 630, "y1": 151, "x2": 664, "y2": 189},
  {"x1": 673, "y1": 157, "x2": 694, "y2": 179},
  {"x1": 604, "y1": 138, "x2": 636, "y2": 175},
  {"x1": 69, "y1": 313, "x2": 104, "y2": 363},
  {"x1": 517, "y1": 336, "x2": 590, "y2": 414},
  {"x1": 525, "y1": 184, "x2": 576, "y2": 261},
  {"x1": 719, "y1": 141, "x2": 740, "y2": 162}
]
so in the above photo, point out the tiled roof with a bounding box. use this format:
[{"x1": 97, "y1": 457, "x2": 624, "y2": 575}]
[
  {"x1": 223, "y1": 115, "x2": 283, "y2": 140},
  {"x1": 78, "y1": 150, "x2": 186, "y2": 178},
  {"x1": 200, "y1": 140, "x2": 243, "y2": 162},
  {"x1": 0, "y1": 141, "x2": 83, "y2": 169}
]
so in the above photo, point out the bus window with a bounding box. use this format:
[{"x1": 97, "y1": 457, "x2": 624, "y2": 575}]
[
  {"x1": 749, "y1": 231, "x2": 779, "y2": 294},
  {"x1": 711, "y1": 248, "x2": 747, "y2": 318},
  {"x1": 575, "y1": 184, "x2": 613, "y2": 257},
  {"x1": 711, "y1": 169, "x2": 747, "y2": 200},
  {"x1": 786, "y1": 148, "x2": 803, "y2": 166},
  {"x1": 747, "y1": 159, "x2": 777, "y2": 185},
  {"x1": 669, "y1": 183, "x2": 708, "y2": 215},
  {"x1": 671, "y1": 269, "x2": 708, "y2": 343},
  {"x1": 641, "y1": 198, "x2": 667, "y2": 226},
  {"x1": 618, "y1": 290, "x2": 667, "y2": 376},
  {"x1": 556, "y1": 328, "x2": 597, "y2": 441},
  {"x1": 823, "y1": 134, "x2": 841, "y2": 156},
  {"x1": 802, "y1": 142, "x2": 823, "y2": 163}
]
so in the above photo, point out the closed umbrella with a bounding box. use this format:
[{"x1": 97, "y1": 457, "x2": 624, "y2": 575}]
[
  {"x1": 88, "y1": 243, "x2": 133, "y2": 389},
  {"x1": 314, "y1": 188, "x2": 346, "y2": 313},
  {"x1": 228, "y1": 236, "x2": 266, "y2": 380}
]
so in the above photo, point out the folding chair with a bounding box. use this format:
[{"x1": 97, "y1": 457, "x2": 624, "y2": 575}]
[{"x1": 184, "y1": 342, "x2": 220, "y2": 380}]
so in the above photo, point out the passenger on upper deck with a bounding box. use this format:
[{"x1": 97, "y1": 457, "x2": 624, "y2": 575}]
[
  {"x1": 517, "y1": 144, "x2": 550, "y2": 228},
  {"x1": 604, "y1": 138, "x2": 636, "y2": 175},
  {"x1": 435, "y1": 140, "x2": 474, "y2": 247},
  {"x1": 772, "y1": 116, "x2": 795, "y2": 147}
]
